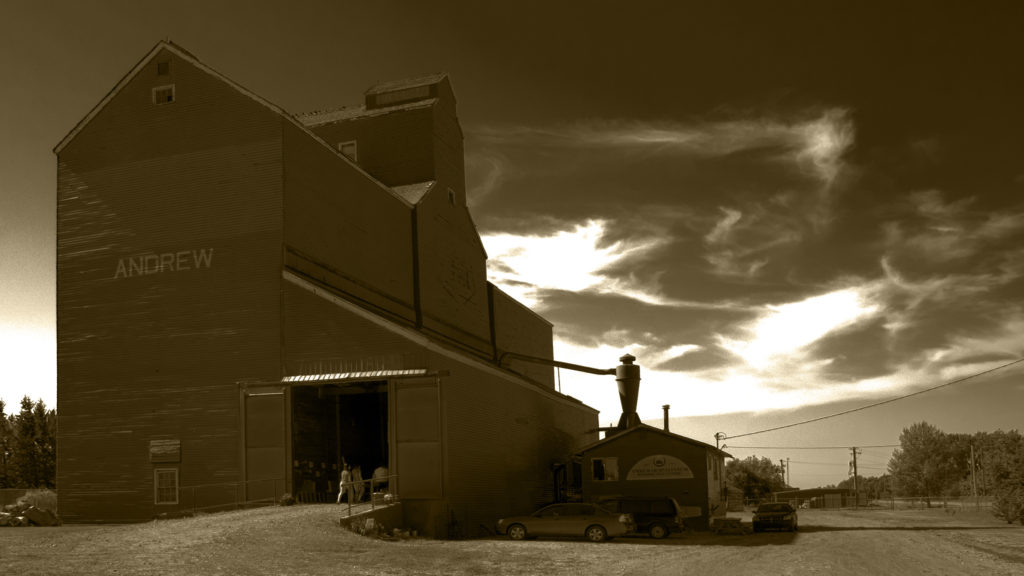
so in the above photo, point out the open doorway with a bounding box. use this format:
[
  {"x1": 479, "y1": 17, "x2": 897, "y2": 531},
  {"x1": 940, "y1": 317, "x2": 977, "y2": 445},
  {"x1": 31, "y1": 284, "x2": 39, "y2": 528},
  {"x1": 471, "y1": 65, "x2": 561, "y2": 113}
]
[{"x1": 290, "y1": 381, "x2": 388, "y2": 502}]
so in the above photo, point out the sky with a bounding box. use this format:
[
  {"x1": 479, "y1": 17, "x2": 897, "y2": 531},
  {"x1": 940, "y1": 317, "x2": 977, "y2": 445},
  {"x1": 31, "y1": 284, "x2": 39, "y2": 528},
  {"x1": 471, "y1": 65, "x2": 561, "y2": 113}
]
[{"x1": 2, "y1": 1, "x2": 1023, "y2": 489}]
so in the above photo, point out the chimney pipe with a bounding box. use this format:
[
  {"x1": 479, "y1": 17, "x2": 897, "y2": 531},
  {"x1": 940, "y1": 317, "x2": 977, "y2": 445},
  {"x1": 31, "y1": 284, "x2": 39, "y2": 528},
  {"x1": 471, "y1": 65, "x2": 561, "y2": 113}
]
[{"x1": 662, "y1": 404, "x2": 670, "y2": 431}]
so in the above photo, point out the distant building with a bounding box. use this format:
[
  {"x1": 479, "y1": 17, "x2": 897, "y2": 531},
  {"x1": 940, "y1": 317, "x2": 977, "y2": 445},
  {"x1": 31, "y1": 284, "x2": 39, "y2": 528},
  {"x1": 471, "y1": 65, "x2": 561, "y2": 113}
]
[
  {"x1": 572, "y1": 424, "x2": 731, "y2": 529},
  {"x1": 54, "y1": 40, "x2": 597, "y2": 535},
  {"x1": 772, "y1": 487, "x2": 865, "y2": 509}
]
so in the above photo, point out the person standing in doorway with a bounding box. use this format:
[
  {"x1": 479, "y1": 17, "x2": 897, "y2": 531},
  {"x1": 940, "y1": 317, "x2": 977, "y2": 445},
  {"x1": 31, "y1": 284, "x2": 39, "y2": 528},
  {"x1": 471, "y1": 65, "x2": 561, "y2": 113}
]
[
  {"x1": 351, "y1": 464, "x2": 365, "y2": 503},
  {"x1": 336, "y1": 463, "x2": 352, "y2": 504}
]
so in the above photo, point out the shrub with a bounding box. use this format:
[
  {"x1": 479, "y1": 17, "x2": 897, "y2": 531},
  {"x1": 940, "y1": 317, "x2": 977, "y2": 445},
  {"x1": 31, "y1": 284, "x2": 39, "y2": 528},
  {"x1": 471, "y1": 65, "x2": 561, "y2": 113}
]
[
  {"x1": 278, "y1": 493, "x2": 296, "y2": 506},
  {"x1": 17, "y1": 489, "x2": 58, "y2": 514},
  {"x1": 991, "y1": 485, "x2": 1024, "y2": 525}
]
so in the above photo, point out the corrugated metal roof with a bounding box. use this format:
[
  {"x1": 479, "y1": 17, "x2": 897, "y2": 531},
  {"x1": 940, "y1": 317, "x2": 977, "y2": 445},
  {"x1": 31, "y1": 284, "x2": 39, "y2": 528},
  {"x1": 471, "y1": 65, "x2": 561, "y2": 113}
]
[
  {"x1": 297, "y1": 98, "x2": 437, "y2": 127},
  {"x1": 391, "y1": 181, "x2": 434, "y2": 205},
  {"x1": 365, "y1": 73, "x2": 448, "y2": 95},
  {"x1": 282, "y1": 368, "x2": 429, "y2": 383}
]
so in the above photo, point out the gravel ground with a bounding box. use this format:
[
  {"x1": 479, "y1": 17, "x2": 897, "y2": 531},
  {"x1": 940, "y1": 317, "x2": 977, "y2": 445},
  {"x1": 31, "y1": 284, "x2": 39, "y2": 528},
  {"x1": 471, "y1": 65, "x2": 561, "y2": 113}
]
[{"x1": 2, "y1": 505, "x2": 1022, "y2": 575}]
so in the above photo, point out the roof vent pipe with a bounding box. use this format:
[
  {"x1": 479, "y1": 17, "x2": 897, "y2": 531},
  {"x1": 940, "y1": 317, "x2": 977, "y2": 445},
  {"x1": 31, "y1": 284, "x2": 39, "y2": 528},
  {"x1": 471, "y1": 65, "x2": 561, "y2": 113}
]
[{"x1": 662, "y1": 404, "x2": 670, "y2": 431}]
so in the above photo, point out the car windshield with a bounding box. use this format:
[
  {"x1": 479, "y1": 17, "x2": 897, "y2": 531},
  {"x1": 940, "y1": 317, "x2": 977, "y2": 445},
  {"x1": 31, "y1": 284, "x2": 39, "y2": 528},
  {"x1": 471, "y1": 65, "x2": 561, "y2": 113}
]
[{"x1": 756, "y1": 503, "x2": 791, "y2": 513}]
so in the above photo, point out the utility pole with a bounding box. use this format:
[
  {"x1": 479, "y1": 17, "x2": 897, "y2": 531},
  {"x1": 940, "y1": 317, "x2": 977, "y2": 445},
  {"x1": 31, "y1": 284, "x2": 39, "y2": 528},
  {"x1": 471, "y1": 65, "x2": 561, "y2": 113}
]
[
  {"x1": 715, "y1": 432, "x2": 726, "y2": 450},
  {"x1": 970, "y1": 444, "x2": 978, "y2": 509},
  {"x1": 787, "y1": 458, "x2": 791, "y2": 487},
  {"x1": 850, "y1": 447, "x2": 861, "y2": 508}
]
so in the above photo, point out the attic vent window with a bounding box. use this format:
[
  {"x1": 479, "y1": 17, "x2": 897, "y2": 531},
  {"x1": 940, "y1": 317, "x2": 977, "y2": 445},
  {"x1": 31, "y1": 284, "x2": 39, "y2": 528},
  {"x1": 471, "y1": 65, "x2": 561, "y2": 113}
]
[
  {"x1": 157, "y1": 61, "x2": 170, "y2": 76},
  {"x1": 152, "y1": 84, "x2": 175, "y2": 105},
  {"x1": 337, "y1": 140, "x2": 357, "y2": 162},
  {"x1": 374, "y1": 85, "x2": 431, "y2": 107}
]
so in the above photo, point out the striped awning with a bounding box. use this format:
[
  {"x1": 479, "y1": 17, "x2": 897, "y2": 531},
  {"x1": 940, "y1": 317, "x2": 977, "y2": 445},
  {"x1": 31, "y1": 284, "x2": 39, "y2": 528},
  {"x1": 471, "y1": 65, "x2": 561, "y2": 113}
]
[{"x1": 281, "y1": 369, "x2": 429, "y2": 384}]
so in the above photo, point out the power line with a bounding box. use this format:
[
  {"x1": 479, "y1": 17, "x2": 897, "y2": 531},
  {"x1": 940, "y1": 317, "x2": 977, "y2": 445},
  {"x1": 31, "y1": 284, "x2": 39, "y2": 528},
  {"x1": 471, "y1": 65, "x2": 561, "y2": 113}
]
[
  {"x1": 725, "y1": 357, "x2": 1024, "y2": 440},
  {"x1": 726, "y1": 444, "x2": 899, "y2": 450}
]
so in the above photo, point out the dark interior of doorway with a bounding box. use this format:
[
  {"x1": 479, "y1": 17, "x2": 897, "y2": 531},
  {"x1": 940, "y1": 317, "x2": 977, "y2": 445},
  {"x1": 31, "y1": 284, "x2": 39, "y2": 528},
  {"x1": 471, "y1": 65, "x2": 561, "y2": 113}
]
[{"x1": 291, "y1": 381, "x2": 388, "y2": 503}]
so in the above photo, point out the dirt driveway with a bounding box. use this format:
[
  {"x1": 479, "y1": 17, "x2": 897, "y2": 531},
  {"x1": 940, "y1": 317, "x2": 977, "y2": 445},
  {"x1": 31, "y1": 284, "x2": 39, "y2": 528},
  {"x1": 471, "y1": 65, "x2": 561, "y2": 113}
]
[{"x1": 3, "y1": 506, "x2": 1022, "y2": 575}]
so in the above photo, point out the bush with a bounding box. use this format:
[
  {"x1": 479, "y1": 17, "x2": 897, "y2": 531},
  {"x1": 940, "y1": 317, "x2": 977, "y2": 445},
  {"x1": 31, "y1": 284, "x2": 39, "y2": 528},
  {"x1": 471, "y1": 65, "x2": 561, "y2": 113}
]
[
  {"x1": 278, "y1": 493, "x2": 296, "y2": 506},
  {"x1": 991, "y1": 485, "x2": 1024, "y2": 525},
  {"x1": 17, "y1": 489, "x2": 58, "y2": 514}
]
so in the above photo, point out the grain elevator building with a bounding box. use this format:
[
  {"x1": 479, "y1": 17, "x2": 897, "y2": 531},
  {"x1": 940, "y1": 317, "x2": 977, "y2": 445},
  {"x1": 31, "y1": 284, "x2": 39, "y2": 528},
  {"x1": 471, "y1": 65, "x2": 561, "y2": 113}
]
[{"x1": 55, "y1": 41, "x2": 598, "y2": 535}]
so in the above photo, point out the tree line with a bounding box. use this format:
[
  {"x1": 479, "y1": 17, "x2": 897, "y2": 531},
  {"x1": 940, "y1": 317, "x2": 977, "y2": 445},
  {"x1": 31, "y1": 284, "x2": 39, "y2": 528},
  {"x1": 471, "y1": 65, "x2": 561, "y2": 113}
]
[
  {"x1": 726, "y1": 421, "x2": 1024, "y2": 524},
  {"x1": 0, "y1": 397, "x2": 57, "y2": 489}
]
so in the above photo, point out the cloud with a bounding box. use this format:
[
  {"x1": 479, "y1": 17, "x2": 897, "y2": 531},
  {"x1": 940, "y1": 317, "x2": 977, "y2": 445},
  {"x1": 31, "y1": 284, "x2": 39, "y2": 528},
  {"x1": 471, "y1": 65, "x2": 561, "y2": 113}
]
[
  {"x1": 882, "y1": 190, "x2": 1024, "y2": 266},
  {"x1": 482, "y1": 219, "x2": 738, "y2": 310},
  {"x1": 716, "y1": 288, "x2": 880, "y2": 371},
  {"x1": 471, "y1": 109, "x2": 854, "y2": 180}
]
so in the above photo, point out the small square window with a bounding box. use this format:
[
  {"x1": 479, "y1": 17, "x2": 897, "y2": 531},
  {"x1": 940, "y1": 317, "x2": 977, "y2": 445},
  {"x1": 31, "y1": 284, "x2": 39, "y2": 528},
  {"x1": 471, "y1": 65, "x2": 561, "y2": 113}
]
[
  {"x1": 154, "y1": 468, "x2": 179, "y2": 505},
  {"x1": 152, "y1": 84, "x2": 175, "y2": 105},
  {"x1": 157, "y1": 61, "x2": 170, "y2": 76},
  {"x1": 337, "y1": 140, "x2": 357, "y2": 162},
  {"x1": 591, "y1": 457, "x2": 618, "y2": 482}
]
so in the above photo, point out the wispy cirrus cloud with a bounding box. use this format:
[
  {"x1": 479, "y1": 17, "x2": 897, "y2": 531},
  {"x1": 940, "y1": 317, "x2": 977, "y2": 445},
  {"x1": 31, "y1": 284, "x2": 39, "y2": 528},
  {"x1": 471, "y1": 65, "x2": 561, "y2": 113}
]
[{"x1": 471, "y1": 109, "x2": 854, "y2": 183}]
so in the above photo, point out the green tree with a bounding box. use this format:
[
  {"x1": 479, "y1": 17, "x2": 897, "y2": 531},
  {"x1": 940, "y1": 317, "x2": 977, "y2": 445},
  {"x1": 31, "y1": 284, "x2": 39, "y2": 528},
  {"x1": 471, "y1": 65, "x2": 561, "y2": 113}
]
[
  {"x1": 0, "y1": 398, "x2": 12, "y2": 488},
  {"x1": 8, "y1": 396, "x2": 57, "y2": 488},
  {"x1": 725, "y1": 455, "x2": 788, "y2": 501},
  {"x1": 888, "y1": 422, "x2": 964, "y2": 505},
  {"x1": 837, "y1": 474, "x2": 893, "y2": 501}
]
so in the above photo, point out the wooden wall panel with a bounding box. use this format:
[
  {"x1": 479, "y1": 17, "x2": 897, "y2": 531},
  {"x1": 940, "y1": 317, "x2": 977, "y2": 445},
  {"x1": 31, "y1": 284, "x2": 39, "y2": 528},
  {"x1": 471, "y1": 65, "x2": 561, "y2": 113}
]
[
  {"x1": 283, "y1": 122, "x2": 416, "y2": 324},
  {"x1": 56, "y1": 48, "x2": 283, "y2": 522},
  {"x1": 415, "y1": 188, "x2": 492, "y2": 355},
  {"x1": 306, "y1": 106, "x2": 436, "y2": 187},
  {"x1": 440, "y1": 357, "x2": 598, "y2": 537},
  {"x1": 491, "y1": 284, "x2": 556, "y2": 388}
]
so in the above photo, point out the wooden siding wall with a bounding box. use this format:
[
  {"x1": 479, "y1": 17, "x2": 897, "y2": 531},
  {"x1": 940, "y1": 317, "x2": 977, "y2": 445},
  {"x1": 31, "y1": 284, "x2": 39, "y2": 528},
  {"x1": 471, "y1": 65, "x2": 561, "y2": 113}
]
[
  {"x1": 441, "y1": 359, "x2": 598, "y2": 538},
  {"x1": 306, "y1": 106, "x2": 436, "y2": 188},
  {"x1": 282, "y1": 280, "x2": 428, "y2": 376},
  {"x1": 56, "y1": 48, "x2": 283, "y2": 522},
  {"x1": 282, "y1": 121, "x2": 416, "y2": 324},
  {"x1": 427, "y1": 80, "x2": 467, "y2": 206},
  {"x1": 491, "y1": 284, "x2": 556, "y2": 388},
  {"x1": 415, "y1": 180, "x2": 492, "y2": 357},
  {"x1": 282, "y1": 276, "x2": 598, "y2": 538}
]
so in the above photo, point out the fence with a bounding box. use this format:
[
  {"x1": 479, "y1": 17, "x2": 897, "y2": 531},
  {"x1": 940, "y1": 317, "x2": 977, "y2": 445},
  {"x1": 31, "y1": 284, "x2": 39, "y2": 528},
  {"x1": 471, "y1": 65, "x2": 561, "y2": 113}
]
[
  {"x1": 880, "y1": 496, "x2": 993, "y2": 511},
  {"x1": 336, "y1": 474, "x2": 400, "y2": 518}
]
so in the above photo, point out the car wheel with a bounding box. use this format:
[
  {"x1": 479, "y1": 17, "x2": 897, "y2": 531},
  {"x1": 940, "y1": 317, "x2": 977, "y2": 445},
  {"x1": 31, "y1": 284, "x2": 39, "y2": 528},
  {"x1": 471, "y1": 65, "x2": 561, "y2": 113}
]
[
  {"x1": 507, "y1": 524, "x2": 527, "y2": 541},
  {"x1": 585, "y1": 524, "x2": 607, "y2": 542},
  {"x1": 792, "y1": 522, "x2": 798, "y2": 532},
  {"x1": 649, "y1": 523, "x2": 669, "y2": 539}
]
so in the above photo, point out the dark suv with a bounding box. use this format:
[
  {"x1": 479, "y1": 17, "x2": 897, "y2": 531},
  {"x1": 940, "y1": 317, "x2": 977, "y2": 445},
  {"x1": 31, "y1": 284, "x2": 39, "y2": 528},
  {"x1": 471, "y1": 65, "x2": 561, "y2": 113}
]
[{"x1": 596, "y1": 497, "x2": 686, "y2": 539}]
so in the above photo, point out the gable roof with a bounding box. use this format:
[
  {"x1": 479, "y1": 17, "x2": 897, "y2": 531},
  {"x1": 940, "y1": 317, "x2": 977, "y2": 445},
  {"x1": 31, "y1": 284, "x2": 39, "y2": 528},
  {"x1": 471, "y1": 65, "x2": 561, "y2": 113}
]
[
  {"x1": 296, "y1": 98, "x2": 437, "y2": 127},
  {"x1": 576, "y1": 423, "x2": 732, "y2": 458},
  {"x1": 52, "y1": 40, "x2": 414, "y2": 208},
  {"x1": 365, "y1": 73, "x2": 448, "y2": 96}
]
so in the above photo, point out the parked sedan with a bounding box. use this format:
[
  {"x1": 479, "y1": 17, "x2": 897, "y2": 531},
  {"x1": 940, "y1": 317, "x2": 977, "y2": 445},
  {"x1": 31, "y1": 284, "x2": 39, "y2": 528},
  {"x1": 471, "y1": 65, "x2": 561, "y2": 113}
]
[
  {"x1": 751, "y1": 502, "x2": 798, "y2": 532},
  {"x1": 496, "y1": 503, "x2": 636, "y2": 542}
]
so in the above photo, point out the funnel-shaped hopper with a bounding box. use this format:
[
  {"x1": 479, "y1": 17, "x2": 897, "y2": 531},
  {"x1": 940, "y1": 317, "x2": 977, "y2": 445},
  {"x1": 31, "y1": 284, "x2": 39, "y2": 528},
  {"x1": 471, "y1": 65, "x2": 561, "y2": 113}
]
[{"x1": 615, "y1": 354, "x2": 641, "y2": 429}]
